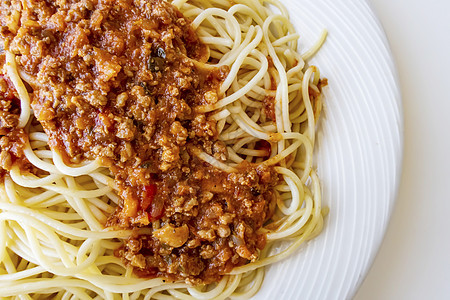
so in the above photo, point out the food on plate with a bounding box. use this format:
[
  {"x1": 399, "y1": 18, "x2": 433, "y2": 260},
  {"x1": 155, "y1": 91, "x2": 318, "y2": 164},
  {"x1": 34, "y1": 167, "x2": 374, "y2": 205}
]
[{"x1": 0, "y1": 0, "x2": 327, "y2": 298}]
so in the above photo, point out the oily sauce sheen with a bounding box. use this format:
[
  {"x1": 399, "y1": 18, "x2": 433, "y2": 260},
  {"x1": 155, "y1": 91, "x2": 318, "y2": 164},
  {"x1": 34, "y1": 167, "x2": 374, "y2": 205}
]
[{"x1": 1, "y1": 0, "x2": 279, "y2": 284}]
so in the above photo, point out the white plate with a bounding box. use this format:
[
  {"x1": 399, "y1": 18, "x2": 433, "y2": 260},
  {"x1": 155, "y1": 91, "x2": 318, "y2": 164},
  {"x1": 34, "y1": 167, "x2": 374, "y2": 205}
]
[{"x1": 255, "y1": 1, "x2": 402, "y2": 299}]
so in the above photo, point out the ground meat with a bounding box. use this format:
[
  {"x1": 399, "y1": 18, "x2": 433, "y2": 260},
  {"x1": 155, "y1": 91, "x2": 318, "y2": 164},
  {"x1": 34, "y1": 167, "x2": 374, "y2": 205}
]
[
  {"x1": 3, "y1": 0, "x2": 280, "y2": 284},
  {"x1": 116, "y1": 160, "x2": 278, "y2": 284}
]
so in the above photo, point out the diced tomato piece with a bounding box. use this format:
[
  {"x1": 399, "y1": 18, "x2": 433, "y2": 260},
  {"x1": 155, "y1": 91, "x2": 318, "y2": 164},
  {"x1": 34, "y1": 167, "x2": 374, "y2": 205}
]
[
  {"x1": 141, "y1": 184, "x2": 164, "y2": 221},
  {"x1": 141, "y1": 184, "x2": 157, "y2": 211}
]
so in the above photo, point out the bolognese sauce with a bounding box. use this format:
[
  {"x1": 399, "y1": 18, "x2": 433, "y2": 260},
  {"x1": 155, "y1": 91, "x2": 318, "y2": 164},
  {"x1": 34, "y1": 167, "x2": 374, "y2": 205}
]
[
  {"x1": 0, "y1": 68, "x2": 31, "y2": 176},
  {"x1": 2, "y1": 0, "x2": 279, "y2": 284}
]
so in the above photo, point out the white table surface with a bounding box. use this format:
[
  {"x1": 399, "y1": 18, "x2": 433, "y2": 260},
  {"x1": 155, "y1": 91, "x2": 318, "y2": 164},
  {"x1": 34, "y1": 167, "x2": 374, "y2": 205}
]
[{"x1": 354, "y1": 0, "x2": 450, "y2": 299}]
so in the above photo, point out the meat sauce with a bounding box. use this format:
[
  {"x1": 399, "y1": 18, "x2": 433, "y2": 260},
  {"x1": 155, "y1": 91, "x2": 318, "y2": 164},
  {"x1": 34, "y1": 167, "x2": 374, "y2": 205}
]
[
  {"x1": 2, "y1": 0, "x2": 279, "y2": 284},
  {"x1": 0, "y1": 68, "x2": 31, "y2": 176}
]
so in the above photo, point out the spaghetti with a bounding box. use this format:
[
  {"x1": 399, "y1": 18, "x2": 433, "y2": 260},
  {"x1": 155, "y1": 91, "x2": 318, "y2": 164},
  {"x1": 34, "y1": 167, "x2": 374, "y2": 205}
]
[{"x1": 0, "y1": 0, "x2": 327, "y2": 298}]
